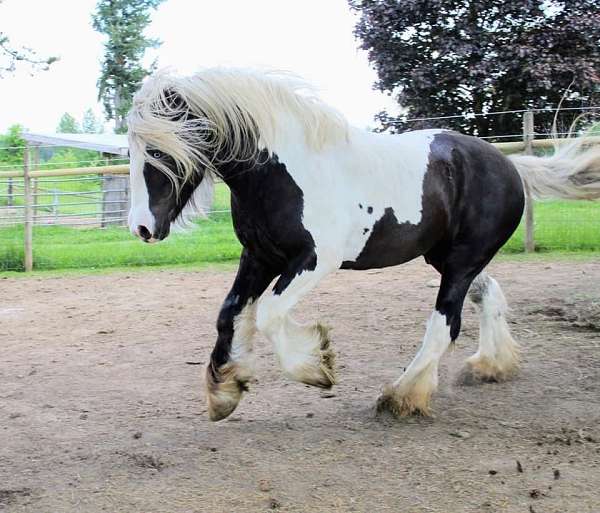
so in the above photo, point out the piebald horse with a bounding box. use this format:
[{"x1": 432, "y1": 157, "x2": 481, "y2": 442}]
[{"x1": 127, "y1": 68, "x2": 600, "y2": 421}]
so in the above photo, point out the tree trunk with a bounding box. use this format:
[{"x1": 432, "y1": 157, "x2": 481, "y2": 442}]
[{"x1": 114, "y1": 86, "x2": 124, "y2": 133}]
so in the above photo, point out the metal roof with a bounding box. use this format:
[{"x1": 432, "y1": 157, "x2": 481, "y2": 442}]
[{"x1": 22, "y1": 132, "x2": 129, "y2": 156}]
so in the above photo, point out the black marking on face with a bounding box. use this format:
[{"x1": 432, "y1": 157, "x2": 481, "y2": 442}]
[
  {"x1": 363, "y1": 228, "x2": 369, "y2": 235},
  {"x1": 143, "y1": 152, "x2": 204, "y2": 240},
  {"x1": 358, "y1": 203, "x2": 363, "y2": 209},
  {"x1": 367, "y1": 206, "x2": 373, "y2": 214}
]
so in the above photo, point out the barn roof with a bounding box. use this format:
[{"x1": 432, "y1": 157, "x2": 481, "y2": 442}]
[{"x1": 22, "y1": 132, "x2": 129, "y2": 156}]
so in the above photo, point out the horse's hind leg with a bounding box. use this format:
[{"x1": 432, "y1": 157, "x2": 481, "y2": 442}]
[
  {"x1": 206, "y1": 250, "x2": 277, "y2": 421},
  {"x1": 459, "y1": 272, "x2": 519, "y2": 384},
  {"x1": 377, "y1": 247, "x2": 487, "y2": 417},
  {"x1": 256, "y1": 250, "x2": 339, "y2": 388}
]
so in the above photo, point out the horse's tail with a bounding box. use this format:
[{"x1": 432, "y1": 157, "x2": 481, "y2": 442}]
[{"x1": 509, "y1": 138, "x2": 600, "y2": 200}]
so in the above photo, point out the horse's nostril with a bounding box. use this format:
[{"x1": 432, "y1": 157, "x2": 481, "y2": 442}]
[{"x1": 137, "y1": 225, "x2": 152, "y2": 240}]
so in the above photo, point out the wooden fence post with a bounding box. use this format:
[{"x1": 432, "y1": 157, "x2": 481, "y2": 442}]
[
  {"x1": 101, "y1": 153, "x2": 130, "y2": 227},
  {"x1": 23, "y1": 145, "x2": 33, "y2": 271},
  {"x1": 7, "y1": 177, "x2": 12, "y2": 207},
  {"x1": 32, "y1": 145, "x2": 40, "y2": 223},
  {"x1": 523, "y1": 110, "x2": 535, "y2": 253}
]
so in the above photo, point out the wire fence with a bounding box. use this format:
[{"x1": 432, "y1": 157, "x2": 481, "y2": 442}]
[{"x1": 1, "y1": 108, "x2": 599, "y2": 272}]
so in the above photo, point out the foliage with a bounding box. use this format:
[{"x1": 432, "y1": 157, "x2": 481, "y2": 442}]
[
  {"x1": 82, "y1": 108, "x2": 104, "y2": 134},
  {"x1": 349, "y1": 0, "x2": 600, "y2": 137},
  {"x1": 92, "y1": 0, "x2": 164, "y2": 133},
  {"x1": 42, "y1": 148, "x2": 105, "y2": 170},
  {"x1": 50, "y1": 112, "x2": 108, "y2": 168},
  {"x1": 0, "y1": 0, "x2": 58, "y2": 77},
  {"x1": 0, "y1": 124, "x2": 25, "y2": 168},
  {"x1": 57, "y1": 113, "x2": 80, "y2": 134}
]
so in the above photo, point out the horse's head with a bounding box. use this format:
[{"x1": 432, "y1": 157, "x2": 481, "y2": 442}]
[{"x1": 127, "y1": 88, "x2": 213, "y2": 243}]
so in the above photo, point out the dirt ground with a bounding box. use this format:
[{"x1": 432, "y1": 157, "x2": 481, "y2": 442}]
[{"x1": 1, "y1": 258, "x2": 599, "y2": 513}]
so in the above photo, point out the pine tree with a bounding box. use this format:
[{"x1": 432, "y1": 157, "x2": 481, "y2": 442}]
[
  {"x1": 57, "y1": 113, "x2": 80, "y2": 134},
  {"x1": 92, "y1": 0, "x2": 164, "y2": 133},
  {"x1": 82, "y1": 108, "x2": 104, "y2": 134}
]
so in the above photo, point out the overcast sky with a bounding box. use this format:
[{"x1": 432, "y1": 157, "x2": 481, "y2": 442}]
[{"x1": 0, "y1": 0, "x2": 399, "y2": 134}]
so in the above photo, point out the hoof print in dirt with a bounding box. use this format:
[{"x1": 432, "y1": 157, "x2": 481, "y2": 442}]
[{"x1": 0, "y1": 488, "x2": 32, "y2": 507}]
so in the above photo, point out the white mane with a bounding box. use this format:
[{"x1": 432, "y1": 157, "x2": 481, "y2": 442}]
[{"x1": 127, "y1": 67, "x2": 349, "y2": 187}]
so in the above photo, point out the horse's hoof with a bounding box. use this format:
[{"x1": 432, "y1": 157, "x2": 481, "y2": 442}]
[
  {"x1": 375, "y1": 384, "x2": 433, "y2": 418},
  {"x1": 293, "y1": 323, "x2": 337, "y2": 388},
  {"x1": 456, "y1": 355, "x2": 519, "y2": 386},
  {"x1": 456, "y1": 363, "x2": 498, "y2": 386},
  {"x1": 205, "y1": 364, "x2": 247, "y2": 421}
]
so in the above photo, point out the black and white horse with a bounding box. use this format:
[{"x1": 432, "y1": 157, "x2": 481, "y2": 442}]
[{"x1": 127, "y1": 68, "x2": 600, "y2": 421}]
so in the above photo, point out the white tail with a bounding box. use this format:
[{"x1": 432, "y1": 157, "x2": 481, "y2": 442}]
[{"x1": 509, "y1": 138, "x2": 600, "y2": 200}]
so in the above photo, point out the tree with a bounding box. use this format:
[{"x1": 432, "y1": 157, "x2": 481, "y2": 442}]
[
  {"x1": 82, "y1": 108, "x2": 104, "y2": 134},
  {"x1": 0, "y1": 124, "x2": 25, "y2": 167},
  {"x1": 92, "y1": 0, "x2": 164, "y2": 133},
  {"x1": 349, "y1": 0, "x2": 600, "y2": 137},
  {"x1": 57, "y1": 113, "x2": 80, "y2": 134},
  {"x1": 0, "y1": 0, "x2": 58, "y2": 77}
]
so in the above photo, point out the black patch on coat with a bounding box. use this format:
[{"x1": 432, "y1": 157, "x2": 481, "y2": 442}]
[
  {"x1": 342, "y1": 205, "x2": 444, "y2": 270},
  {"x1": 223, "y1": 151, "x2": 317, "y2": 293}
]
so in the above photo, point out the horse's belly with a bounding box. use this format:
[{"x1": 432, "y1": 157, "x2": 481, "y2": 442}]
[{"x1": 340, "y1": 207, "x2": 442, "y2": 270}]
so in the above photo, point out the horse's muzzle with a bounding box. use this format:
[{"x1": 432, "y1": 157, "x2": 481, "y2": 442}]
[{"x1": 135, "y1": 224, "x2": 160, "y2": 244}]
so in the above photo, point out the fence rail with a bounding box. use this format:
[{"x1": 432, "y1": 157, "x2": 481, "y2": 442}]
[{"x1": 0, "y1": 164, "x2": 129, "y2": 179}]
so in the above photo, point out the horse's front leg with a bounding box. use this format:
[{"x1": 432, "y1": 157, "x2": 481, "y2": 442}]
[
  {"x1": 206, "y1": 250, "x2": 276, "y2": 421},
  {"x1": 256, "y1": 250, "x2": 339, "y2": 388}
]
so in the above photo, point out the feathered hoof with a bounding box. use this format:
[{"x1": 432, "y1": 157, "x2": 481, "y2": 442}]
[
  {"x1": 457, "y1": 353, "x2": 520, "y2": 386},
  {"x1": 205, "y1": 363, "x2": 247, "y2": 422},
  {"x1": 376, "y1": 384, "x2": 433, "y2": 418},
  {"x1": 288, "y1": 323, "x2": 337, "y2": 389}
]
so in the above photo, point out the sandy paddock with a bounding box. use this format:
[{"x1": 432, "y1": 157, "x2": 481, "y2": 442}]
[{"x1": 1, "y1": 258, "x2": 599, "y2": 512}]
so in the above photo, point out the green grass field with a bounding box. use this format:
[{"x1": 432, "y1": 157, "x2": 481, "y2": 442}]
[
  {"x1": 502, "y1": 200, "x2": 600, "y2": 252},
  {"x1": 1, "y1": 190, "x2": 598, "y2": 272}
]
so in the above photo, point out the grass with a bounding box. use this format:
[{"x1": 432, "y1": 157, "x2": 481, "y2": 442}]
[
  {"x1": 0, "y1": 194, "x2": 598, "y2": 273},
  {"x1": 0, "y1": 182, "x2": 240, "y2": 271},
  {"x1": 501, "y1": 200, "x2": 600, "y2": 252}
]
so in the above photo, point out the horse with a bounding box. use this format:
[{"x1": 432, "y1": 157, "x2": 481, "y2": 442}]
[{"x1": 126, "y1": 68, "x2": 600, "y2": 421}]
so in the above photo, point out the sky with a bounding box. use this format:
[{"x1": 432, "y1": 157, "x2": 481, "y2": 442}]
[{"x1": 0, "y1": 0, "x2": 399, "y2": 134}]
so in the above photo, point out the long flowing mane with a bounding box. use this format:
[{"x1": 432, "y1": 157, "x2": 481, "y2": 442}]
[{"x1": 127, "y1": 67, "x2": 349, "y2": 183}]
